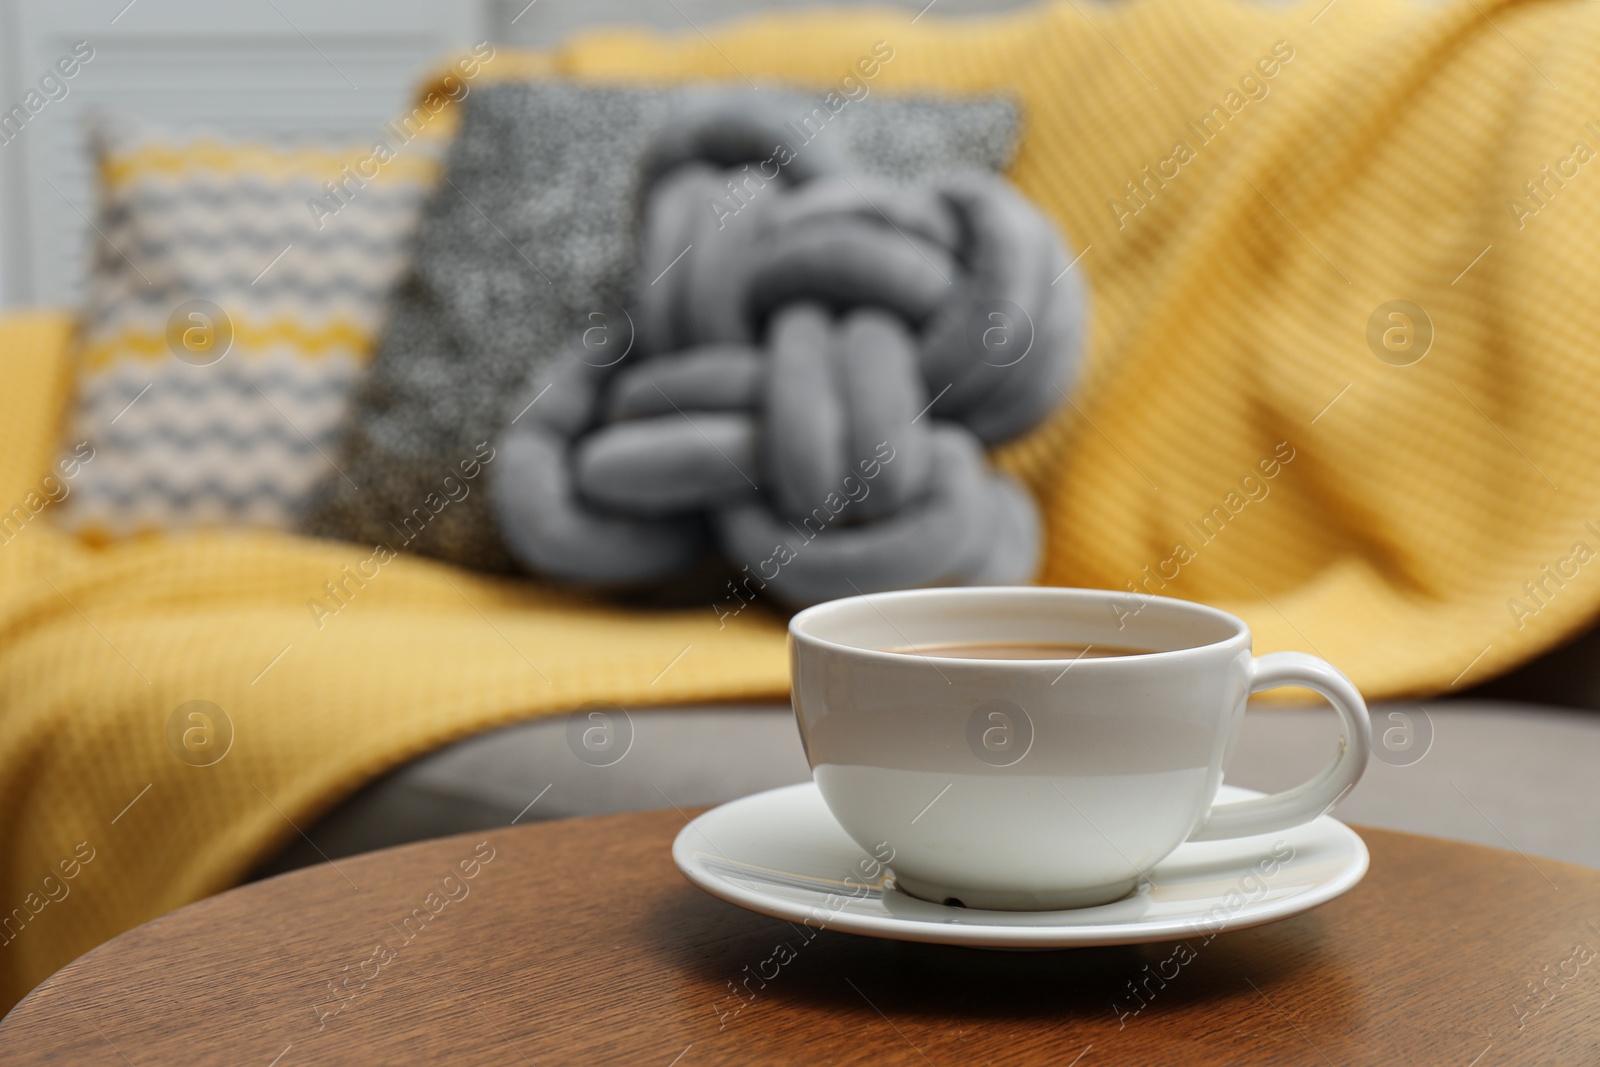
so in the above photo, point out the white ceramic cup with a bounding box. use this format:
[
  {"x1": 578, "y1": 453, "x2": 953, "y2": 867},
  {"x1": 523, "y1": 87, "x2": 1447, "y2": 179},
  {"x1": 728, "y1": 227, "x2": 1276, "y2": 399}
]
[{"x1": 788, "y1": 587, "x2": 1371, "y2": 911}]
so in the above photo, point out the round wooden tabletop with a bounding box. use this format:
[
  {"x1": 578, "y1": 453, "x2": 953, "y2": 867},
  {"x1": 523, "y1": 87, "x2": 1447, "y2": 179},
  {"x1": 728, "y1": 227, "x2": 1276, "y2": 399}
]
[{"x1": 2, "y1": 808, "x2": 1597, "y2": 1065}]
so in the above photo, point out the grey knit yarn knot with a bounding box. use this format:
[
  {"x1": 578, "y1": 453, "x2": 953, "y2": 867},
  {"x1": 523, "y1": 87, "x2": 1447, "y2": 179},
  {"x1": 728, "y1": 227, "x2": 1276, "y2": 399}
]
[{"x1": 493, "y1": 93, "x2": 1088, "y2": 606}]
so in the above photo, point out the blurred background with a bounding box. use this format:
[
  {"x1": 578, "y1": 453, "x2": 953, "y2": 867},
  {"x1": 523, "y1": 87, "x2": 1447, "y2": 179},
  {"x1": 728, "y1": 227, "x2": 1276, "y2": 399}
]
[{"x1": 0, "y1": 0, "x2": 1038, "y2": 309}]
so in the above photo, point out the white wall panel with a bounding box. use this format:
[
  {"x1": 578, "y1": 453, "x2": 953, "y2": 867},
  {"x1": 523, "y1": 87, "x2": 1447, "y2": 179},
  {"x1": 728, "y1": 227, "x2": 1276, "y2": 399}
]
[
  {"x1": 0, "y1": 0, "x2": 1034, "y2": 308},
  {"x1": 0, "y1": 0, "x2": 488, "y2": 308}
]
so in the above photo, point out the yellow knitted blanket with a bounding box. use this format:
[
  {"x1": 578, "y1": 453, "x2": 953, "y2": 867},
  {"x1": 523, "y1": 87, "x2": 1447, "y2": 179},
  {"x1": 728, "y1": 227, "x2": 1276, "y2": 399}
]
[{"x1": 4, "y1": 0, "x2": 1599, "y2": 1010}]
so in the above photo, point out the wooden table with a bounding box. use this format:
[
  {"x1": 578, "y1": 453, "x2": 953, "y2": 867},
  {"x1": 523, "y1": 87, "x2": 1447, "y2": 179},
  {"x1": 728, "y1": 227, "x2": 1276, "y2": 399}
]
[{"x1": 3, "y1": 810, "x2": 1598, "y2": 1065}]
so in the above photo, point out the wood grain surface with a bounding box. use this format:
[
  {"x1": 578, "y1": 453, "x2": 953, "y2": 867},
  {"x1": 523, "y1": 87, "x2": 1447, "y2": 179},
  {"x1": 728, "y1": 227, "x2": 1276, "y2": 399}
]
[{"x1": 2, "y1": 809, "x2": 1597, "y2": 1065}]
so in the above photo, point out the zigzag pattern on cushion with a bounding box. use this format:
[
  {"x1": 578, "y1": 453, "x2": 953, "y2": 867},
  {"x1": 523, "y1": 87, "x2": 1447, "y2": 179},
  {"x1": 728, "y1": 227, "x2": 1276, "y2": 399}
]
[
  {"x1": 59, "y1": 350, "x2": 361, "y2": 534},
  {"x1": 108, "y1": 230, "x2": 421, "y2": 262},
  {"x1": 86, "y1": 276, "x2": 404, "y2": 317},
  {"x1": 94, "y1": 200, "x2": 427, "y2": 291},
  {"x1": 96, "y1": 425, "x2": 336, "y2": 456},
  {"x1": 57, "y1": 111, "x2": 435, "y2": 535},
  {"x1": 65, "y1": 448, "x2": 345, "y2": 517},
  {"x1": 73, "y1": 350, "x2": 361, "y2": 414},
  {"x1": 76, "y1": 321, "x2": 374, "y2": 368},
  {"x1": 112, "y1": 184, "x2": 434, "y2": 215},
  {"x1": 103, "y1": 182, "x2": 431, "y2": 218},
  {"x1": 77, "y1": 368, "x2": 360, "y2": 410},
  {"x1": 87, "y1": 268, "x2": 413, "y2": 326},
  {"x1": 67, "y1": 483, "x2": 321, "y2": 531},
  {"x1": 69, "y1": 477, "x2": 333, "y2": 513},
  {"x1": 100, "y1": 139, "x2": 445, "y2": 187}
]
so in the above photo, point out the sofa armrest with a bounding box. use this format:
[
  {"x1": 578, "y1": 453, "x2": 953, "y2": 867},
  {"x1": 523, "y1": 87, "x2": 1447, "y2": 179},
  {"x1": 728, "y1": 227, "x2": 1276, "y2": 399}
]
[{"x1": 0, "y1": 311, "x2": 75, "y2": 506}]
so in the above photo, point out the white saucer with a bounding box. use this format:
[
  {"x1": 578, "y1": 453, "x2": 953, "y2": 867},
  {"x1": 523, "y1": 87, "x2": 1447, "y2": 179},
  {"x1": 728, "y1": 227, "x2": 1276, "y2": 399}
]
[{"x1": 673, "y1": 782, "x2": 1368, "y2": 948}]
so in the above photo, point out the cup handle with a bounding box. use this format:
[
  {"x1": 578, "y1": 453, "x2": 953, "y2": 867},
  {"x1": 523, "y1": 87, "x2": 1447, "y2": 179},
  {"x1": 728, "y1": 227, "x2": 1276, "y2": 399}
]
[{"x1": 1188, "y1": 651, "x2": 1371, "y2": 842}]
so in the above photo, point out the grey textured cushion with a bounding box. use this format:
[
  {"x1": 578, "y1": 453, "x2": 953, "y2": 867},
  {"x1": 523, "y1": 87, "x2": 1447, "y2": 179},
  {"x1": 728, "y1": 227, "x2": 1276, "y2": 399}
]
[
  {"x1": 304, "y1": 82, "x2": 1019, "y2": 570},
  {"x1": 486, "y1": 90, "x2": 1085, "y2": 603}
]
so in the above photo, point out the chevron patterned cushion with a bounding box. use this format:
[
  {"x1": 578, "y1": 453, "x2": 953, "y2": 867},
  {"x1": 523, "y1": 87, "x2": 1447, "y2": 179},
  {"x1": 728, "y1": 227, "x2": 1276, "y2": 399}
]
[{"x1": 55, "y1": 114, "x2": 448, "y2": 538}]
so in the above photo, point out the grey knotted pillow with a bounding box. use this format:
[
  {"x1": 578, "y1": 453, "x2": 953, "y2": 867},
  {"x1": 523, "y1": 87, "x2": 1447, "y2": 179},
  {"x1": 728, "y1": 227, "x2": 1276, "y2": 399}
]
[
  {"x1": 303, "y1": 83, "x2": 1028, "y2": 576},
  {"x1": 491, "y1": 93, "x2": 1087, "y2": 605}
]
